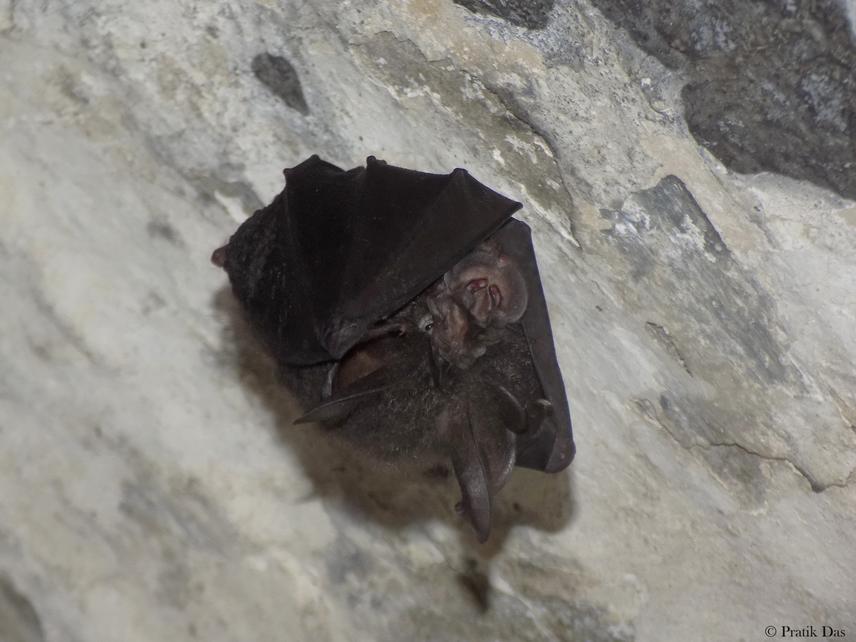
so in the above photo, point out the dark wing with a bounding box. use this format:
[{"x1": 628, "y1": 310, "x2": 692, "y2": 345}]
[
  {"x1": 221, "y1": 156, "x2": 359, "y2": 366},
  {"x1": 491, "y1": 219, "x2": 575, "y2": 473},
  {"x1": 221, "y1": 155, "x2": 521, "y2": 366}
]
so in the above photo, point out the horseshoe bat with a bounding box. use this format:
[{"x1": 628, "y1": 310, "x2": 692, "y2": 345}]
[{"x1": 212, "y1": 155, "x2": 574, "y2": 541}]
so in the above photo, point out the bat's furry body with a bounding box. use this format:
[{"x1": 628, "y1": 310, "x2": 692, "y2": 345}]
[{"x1": 286, "y1": 307, "x2": 540, "y2": 463}]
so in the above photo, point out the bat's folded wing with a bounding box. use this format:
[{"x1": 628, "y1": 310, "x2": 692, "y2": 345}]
[
  {"x1": 224, "y1": 155, "x2": 522, "y2": 366},
  {"x1": 323, "y1": 157, "x2": 522, "y2": 361},
  {"x1": 492, "y1": 220, "x2": 576, "y2": 473}
]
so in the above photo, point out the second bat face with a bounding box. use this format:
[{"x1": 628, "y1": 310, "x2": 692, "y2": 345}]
[{"x1": 213, "y1": 155, "x2": 574, "y2": 541}]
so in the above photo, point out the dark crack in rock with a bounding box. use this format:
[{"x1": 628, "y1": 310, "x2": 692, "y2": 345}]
[
  {"x1": 595, "y1": 176, "x2": 851, "y2": 501},
  {"x1": 590, "y1": 0, "x2": 856, "y2": 199},
  {"x1": 453, "y1": 0, "x2": 555, "y2": 30},
  {"x1": 644, "y1": 321, "x2": 692, "y2": 376},
  {"x1": 635, "y1": 396, "x2": 793, "y2": 504},
  {"x1": 602, "y1": 175, "x2": 797, "y2": 387},
  {"x1": 0, "y1": 574, "x2": 44, "y2": 642},
  {"x1": 251, "y1": 53, "x2": 310, "y2": 115}
]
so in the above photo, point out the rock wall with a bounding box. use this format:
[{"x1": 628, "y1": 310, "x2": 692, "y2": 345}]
[{"x1": 1, "y1": 1, "x2": 854, "y2": 640}]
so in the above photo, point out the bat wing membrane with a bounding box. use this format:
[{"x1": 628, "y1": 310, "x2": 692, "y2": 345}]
[
  {"x1": 490, "y1": 219, "x2": 575, "y2": 473},
  {"x1": 224, "y1": 156, "x2": 522, "y2": 365}
]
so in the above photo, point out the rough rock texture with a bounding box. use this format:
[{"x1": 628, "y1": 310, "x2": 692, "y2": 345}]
[
  {"x1": 454, "y1": 0, "x2": 556, "y2": 29},
  {"x1": 590, "y1": 0, "x2": 856, "y2": 199},
  {"x1": 1, "y1": 1, "x2": 855, "y2": 641}
]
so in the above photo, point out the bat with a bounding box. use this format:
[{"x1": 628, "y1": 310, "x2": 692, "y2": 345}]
[{"x1": 212, "y1": 155, "x2": 574, "y2": 541}]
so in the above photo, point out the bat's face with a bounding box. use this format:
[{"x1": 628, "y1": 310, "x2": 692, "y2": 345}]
[
  {"x1": 446, "y1": 257, "x2": 528, "y2": 328},
  {"x1": 424, "y1": 243, "x2": 529, "y2": 370}
]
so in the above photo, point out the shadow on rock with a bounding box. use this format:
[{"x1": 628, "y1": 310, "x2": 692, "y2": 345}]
[{"x1": 212, "y1": 286, "x2": 575, "y2": 552}]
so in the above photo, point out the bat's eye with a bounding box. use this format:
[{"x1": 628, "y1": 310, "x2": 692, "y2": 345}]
[{"x1": 418, "y1": 314, "x2": 434, "y2": 333}]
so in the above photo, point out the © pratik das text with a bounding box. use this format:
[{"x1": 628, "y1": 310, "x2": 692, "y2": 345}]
[{"x1": 765, "y1": 625, "x2": 847, "y2": 638}]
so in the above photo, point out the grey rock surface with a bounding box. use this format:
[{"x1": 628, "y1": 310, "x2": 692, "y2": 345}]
[
  {"x1": 1, "y1": 0, "x2": 855, "y2": 641},
  {"x1": 590, "y1": 0, "x2": 856, "y2": 199}
]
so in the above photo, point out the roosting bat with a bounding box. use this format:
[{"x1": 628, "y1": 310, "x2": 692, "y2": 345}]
[{"x1": 212, "y1": 155, "x2": 574, "y2": 541}]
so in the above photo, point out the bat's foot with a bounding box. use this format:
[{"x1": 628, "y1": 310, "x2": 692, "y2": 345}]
[{"x1": 524, "y1": 399, "x2": 553, "y2": 434}]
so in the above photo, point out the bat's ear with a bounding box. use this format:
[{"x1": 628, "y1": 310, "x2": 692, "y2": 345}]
[
  {"x1": 443, "y1": 400, "x2": 517, "y2": 542},
  {"x1": 447, "y1": 414, "x2": 491, "y2": 541}
]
